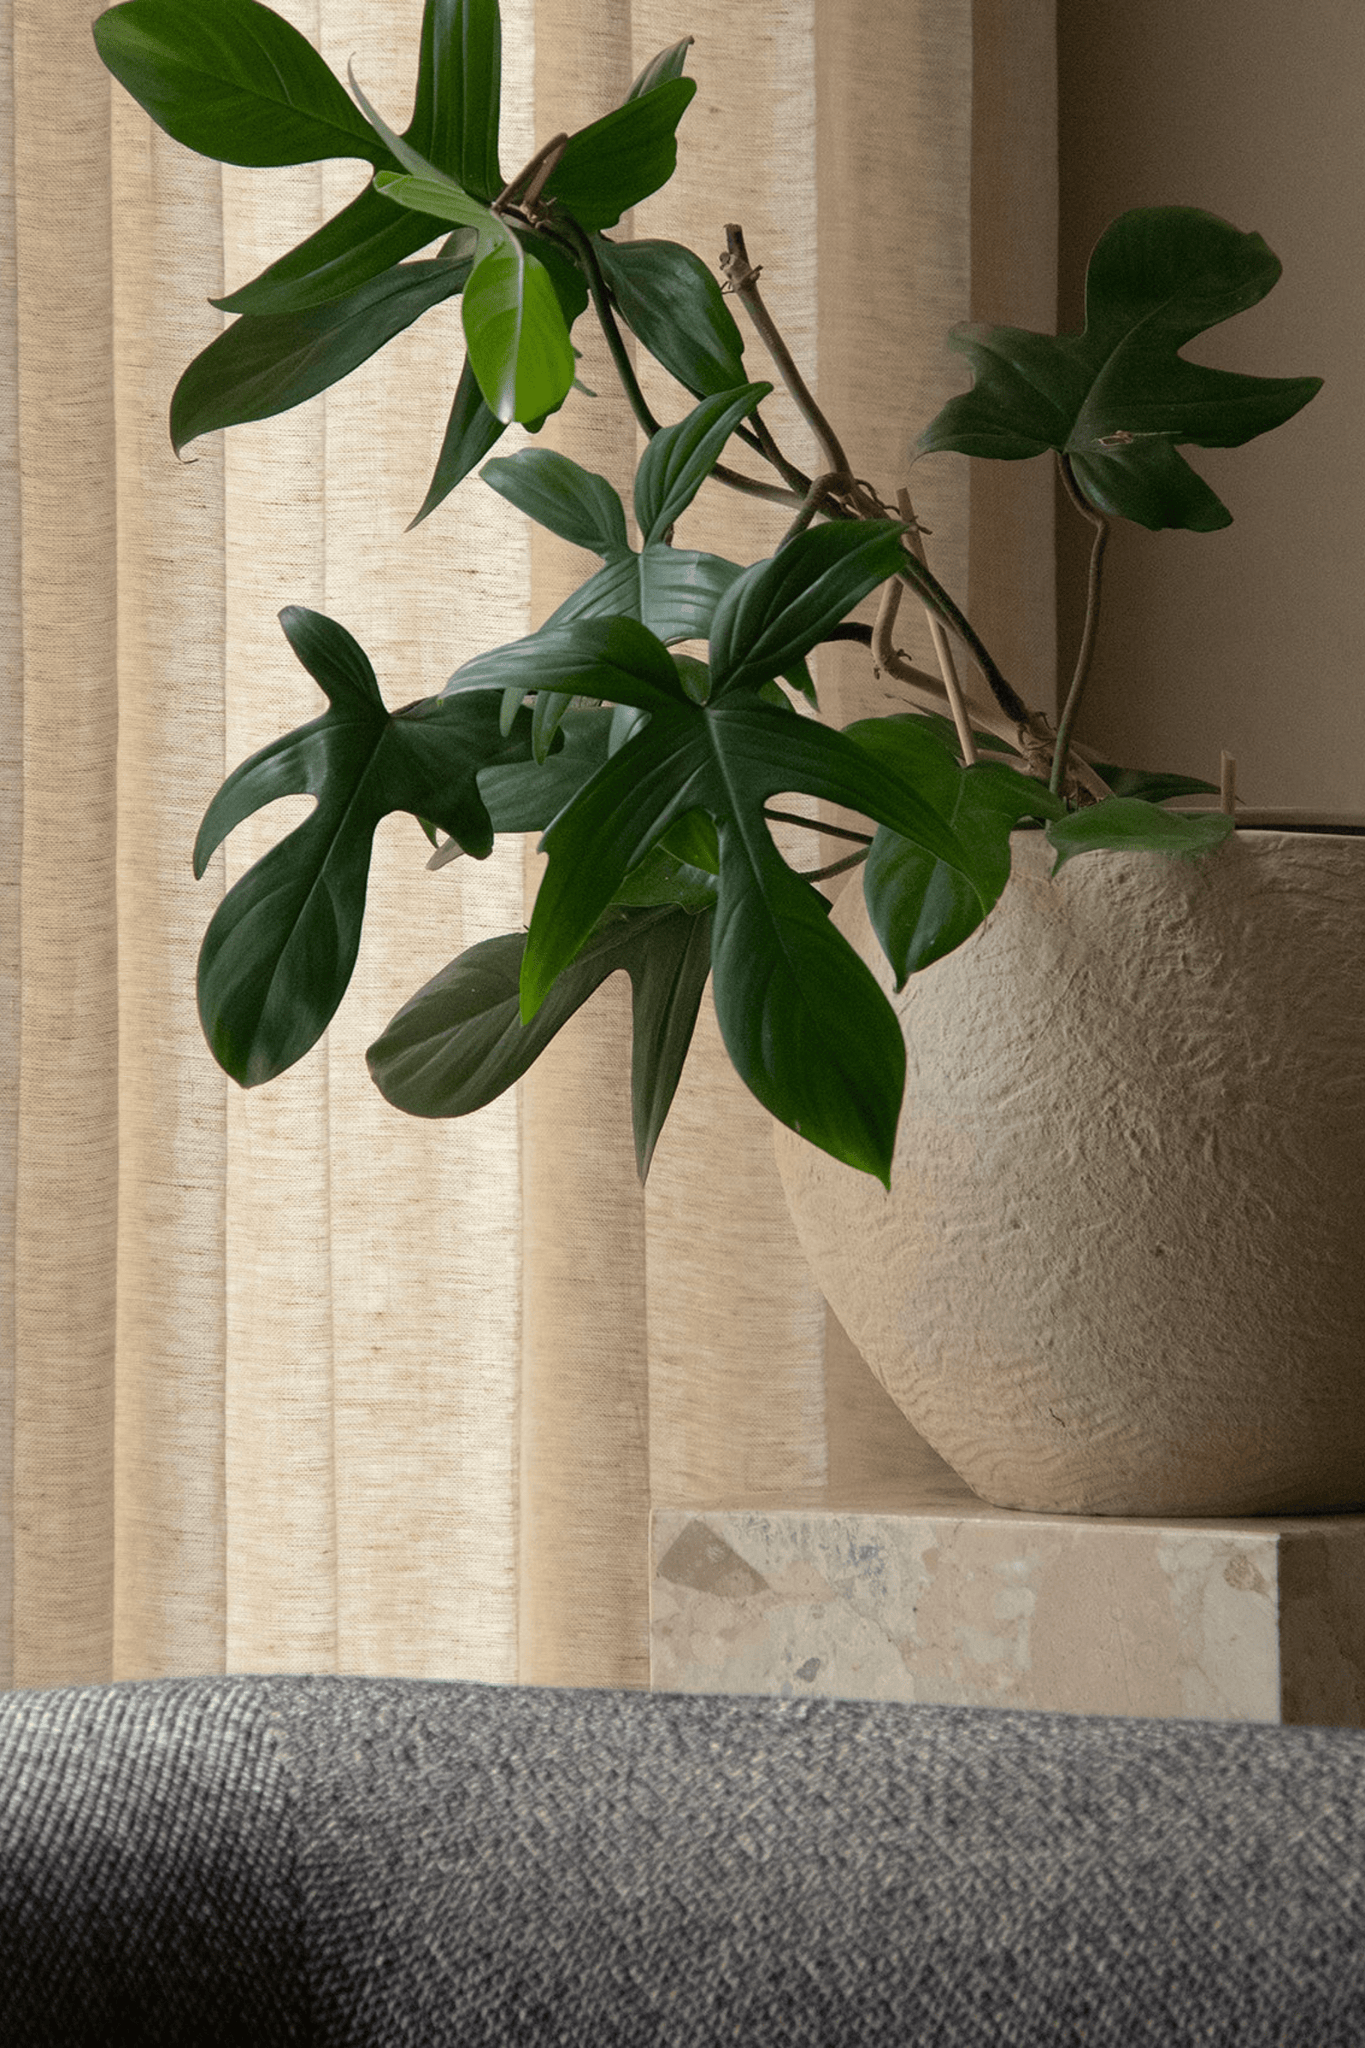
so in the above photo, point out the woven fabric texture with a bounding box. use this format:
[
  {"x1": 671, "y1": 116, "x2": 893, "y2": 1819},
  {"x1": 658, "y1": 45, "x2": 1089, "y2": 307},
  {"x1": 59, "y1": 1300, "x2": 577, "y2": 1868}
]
[{"x1": 3, "y1": 1673, "x2": 1365, "y2": 2045}]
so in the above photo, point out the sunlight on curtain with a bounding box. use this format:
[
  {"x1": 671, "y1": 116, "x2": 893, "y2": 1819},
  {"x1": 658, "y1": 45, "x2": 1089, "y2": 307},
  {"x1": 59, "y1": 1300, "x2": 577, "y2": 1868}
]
[{"x1": 0, "y1": 0, "x2": 1055, "y2": 1693}]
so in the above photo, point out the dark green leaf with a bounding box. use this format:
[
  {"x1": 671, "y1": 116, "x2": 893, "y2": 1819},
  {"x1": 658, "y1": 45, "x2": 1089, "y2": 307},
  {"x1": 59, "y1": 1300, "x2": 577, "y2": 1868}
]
[
  {"x1": 538, "y1": 544, "x2": 746, "y2": 647},
  {"x1": 633, "y1": 384, "x2": 772, "y2": 543},
  {"x1": 480, "y1": 448, "x2": 629, "y2": 554},
  {"x1": 214, "y1": 187, "x2": 446, "y2": 317},
  {"x1": 593, "y1": 236, "x2": 747, "y2": 397},
  {"x1": 408, "y1": 354, "x2": 507, "y2": 528},
  {"x1": 442, "y1": 614, "x2": 690, "y2": 715},
  {"x1": 366, "y1": 901, "x2": 714, "y2": 1180},
  {"x1": 193, "y1": 605, "x2": 534, "y2": 1087},
  {"x1": 918, "y1": 207, "x2": 1322, "y2": 532},
  {"x1": 93, "y1": 0, "x2": 386, "y2": 167},
  {"x1": 540, "y1": 79, "x2": 697, "y2": 231},
  {"x1": 848, "y1": 716, "x2": 1062, "y2": 987},
  {"x1": 708, "y1": 520, "x2": 908, "y2": 697},
  {"x1": 608, "y1": 843, "x2": 719, "y2": 912},
  {"x1": 407, "y1": 0, "x2": 503, "y2": 200},
  {"x1": 212, "y1": 0, "x2": 505, "y2": 318},
  {"x1": 518, "y1": 689, "x2": 990, "y2": 1178},
  {"x1": 711, "y1": 825, "x2": 905, "y2": 1186},
  {"x1": 476, "y1": 707, "x2": 614, "y2": 831},
  {"x1": 625, "y1": 37, "x2": 694, "y2": 101},
  {"x1": 1046, "y1": 797, "x2": 1236, "y2": 873},
  {"x1": 1092, "y1": 763, "x2": 1220, "y2": 803},
  {"x1": 171, "y1": 259, "x2": 470, "y2": 454}
]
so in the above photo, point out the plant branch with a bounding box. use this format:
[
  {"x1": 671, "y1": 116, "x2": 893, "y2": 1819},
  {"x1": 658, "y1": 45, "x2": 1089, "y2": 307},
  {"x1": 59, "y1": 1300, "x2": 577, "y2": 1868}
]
[
  {"x1": 720, "y1": 224, "x2": 852, "y2": 479},
  {"x1": 708, "y1": 462, "x2": 803, "y2": 507},
  {"x1": 895, "y1": 487, "x2": 976, "y2": 764},
  {"x1": 781, "y1": 470, "x2": 845, "y2": 547},
  {"x1": 744, "y1": 408, "x2": 814, "y2": 496},
  {"x1": 493, "y1": 133, "x2": 569, "y2": 216},
  {"x1": 1052, "y1": 453, "x2": 1111, "y2": 798},
  {"x1": 893, "y1": 553, "x2": 1032, "y2": 728}
]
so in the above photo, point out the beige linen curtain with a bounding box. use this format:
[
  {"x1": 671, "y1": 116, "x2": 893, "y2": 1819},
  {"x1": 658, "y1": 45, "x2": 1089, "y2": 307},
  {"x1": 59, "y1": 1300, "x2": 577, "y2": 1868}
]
[{"x1": 1, "y1": 0, "x2": 1055, "y2": 1694}]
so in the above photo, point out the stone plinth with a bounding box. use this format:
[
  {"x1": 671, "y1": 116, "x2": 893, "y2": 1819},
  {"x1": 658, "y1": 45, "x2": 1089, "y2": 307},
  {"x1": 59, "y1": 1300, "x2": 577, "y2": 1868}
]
[{"x1": 650, "y1": 1450, "x2": 1365, "y2": 1725}]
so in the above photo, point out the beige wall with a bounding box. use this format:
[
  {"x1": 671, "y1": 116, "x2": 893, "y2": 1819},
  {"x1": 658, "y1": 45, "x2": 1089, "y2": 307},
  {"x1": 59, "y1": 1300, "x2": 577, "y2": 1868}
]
[{"x1": 1055, "y1": 0, "x2": 1365, "y2": 813}]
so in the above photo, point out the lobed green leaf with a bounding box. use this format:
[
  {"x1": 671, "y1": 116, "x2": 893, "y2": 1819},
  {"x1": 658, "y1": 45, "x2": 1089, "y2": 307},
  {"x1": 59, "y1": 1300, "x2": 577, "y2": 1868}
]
[{"x1": 918, "y1": 207, "x2": 1322, "y2": 532}]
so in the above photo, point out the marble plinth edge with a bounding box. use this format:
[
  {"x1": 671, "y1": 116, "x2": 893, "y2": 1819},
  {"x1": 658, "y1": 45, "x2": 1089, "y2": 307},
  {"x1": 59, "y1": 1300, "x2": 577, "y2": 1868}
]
[{"x1": 649, "y1": 1483, "x2": 1365, "y2": 1726}]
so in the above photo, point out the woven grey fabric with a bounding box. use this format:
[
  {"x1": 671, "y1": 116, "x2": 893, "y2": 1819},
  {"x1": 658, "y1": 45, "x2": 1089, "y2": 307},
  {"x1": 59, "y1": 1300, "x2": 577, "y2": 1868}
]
[{"x1": 2, "y1": 1673, "x2": 1364, "y2": 2044}]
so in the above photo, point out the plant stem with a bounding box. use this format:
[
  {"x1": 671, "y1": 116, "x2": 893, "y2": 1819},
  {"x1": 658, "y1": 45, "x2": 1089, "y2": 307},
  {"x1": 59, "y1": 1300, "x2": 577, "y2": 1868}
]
[
  {"x1": 764, "y1": 807, "x2": 872, "y2": 846},
  {"x1": 493, "y1": 133, "x2": 569, "y2": 215},
  {"x1": 893, "y1": 553, "x2": 1032, "y2": 728},
  {"x1": 744, "y1": 409, "x2": 813, "y2": 496},
  {"x1": 895, "y1": 487, "x2": 976, "y2": 765},
  {"x1": 721, "y1": 225, "x2": 852, "y2": 480},
  {"x1": 781, "y1": 470, "x2": 845, "y2": 547},
  {"x1": 1051, "y1": 453, "x2": 1111, "y2": 798},
  {"x1": 557, "y1": 215, "x2": 662, "y2": 439},
  {"x1": 799, "y1": 848, "x2": 870, "y2": 883}
]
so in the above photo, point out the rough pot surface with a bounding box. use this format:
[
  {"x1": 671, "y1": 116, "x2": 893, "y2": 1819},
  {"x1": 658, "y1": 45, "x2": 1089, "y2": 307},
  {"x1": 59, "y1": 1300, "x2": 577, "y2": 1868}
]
[{"x1": 774, "y1": 828, "x2": 1365, "y2": 1516}]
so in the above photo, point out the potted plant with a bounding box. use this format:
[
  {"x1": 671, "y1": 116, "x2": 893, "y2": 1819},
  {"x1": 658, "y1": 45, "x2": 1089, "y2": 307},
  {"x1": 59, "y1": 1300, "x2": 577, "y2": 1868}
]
[{"x1": 95, "y1": 0, "x2": 1360, "y2": 1519}]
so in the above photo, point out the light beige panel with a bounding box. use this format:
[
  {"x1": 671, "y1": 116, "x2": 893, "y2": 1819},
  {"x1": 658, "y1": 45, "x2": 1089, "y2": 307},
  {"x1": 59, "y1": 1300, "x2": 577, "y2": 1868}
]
[
  {"x1": 0, "y1": 0, "x2": 21, "y2": 1690},
  {"x1": 968, "y1": 0, "x2": 1057, "y2": 716},
  {"x1": 814, "y1": 0, "x2": 974, "y2": 736},
  {"x1": 1057, "y1": 0, "x2": 1364, "y2": 811},
  {"x1": 10, "y1": 0, "x2": 121, "y2": 1687},
  {"x1": 315, "y1": 0, "x2": 529, "y2": 1682},
  {"x1": 109, "y1": 103, "x2": 230, "y2": 1682}
]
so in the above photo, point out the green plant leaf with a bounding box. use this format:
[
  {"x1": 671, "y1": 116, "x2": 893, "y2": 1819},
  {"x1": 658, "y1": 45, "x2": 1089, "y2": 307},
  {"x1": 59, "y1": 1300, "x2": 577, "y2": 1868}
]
[
  {"x1": 1046, "y1": 797, "x2": 1236, "y2": 873},
  {"x1": 193, "y1": 606, "x2": 534, "y2": 1087},
  {"x1": 214, "y1": 186, "x2": 447, "y2": 317},
  {"x1": 443, "y1": 614, "x2": 692, "y2": 716},
  {"x1": 708, "y1": 520, "x2": 908, "y2": 697},
  {"x1": 545, "y1": 546, "x2": 745, "y2": 647},
  {"x1": 480, "y1": 449, "x2": 630, "y2": 554},
  {"x1": 408, "y1": 353, "x2": 508, "y2": 527},
  {"x1": 1092, "y1": 763, "x2": 1220, "y2": 803},
  {"x1": 407, "y1": 0, "x2": 503, "y2": 200},
  {"x1": 625, "y1": 37, "x2": 695, "y2": 101},
  {"x1": 476, "y1": 707, "x2": 614, "y2": 831},
  {"x1": 93, "y1": 0, "x2": 386, "y2": 167},
  {"x1": 211, "y1": 0, "x2": 504, "y2": 315},
  {"x1": 540, "y1": 78, "x2": 697, "y2": 231},
  {"x1": 848, "y1": 716, "x2": 1063, "y2": 987},
  {"x1": 634, "y1": 384, "x2": 772, "y2": 543},
  {"x1": 365, "y1": 900, "x2": 713, "y2": 1178},
  {"x1": 917, "y1": 207, "x2": 1323, "y2": 532},
  {"x1": 510, "y1": 663, "x2": 990, "y2": 1180},
  {"x1": 479, "y1": 445, "x2": 745, "y2": 645},
  {"x1": 593, "y1": 236, "x2": 747, "y2": 397},
  {"x1": 372, "y1": 169, "x2": 575, "y2": 424},
  {"x1": 171, "y1": 258, "x2": 471, "y2": 453},
  {"x1": 460, "y1": 227, "x2": 576, "y2": 423}
]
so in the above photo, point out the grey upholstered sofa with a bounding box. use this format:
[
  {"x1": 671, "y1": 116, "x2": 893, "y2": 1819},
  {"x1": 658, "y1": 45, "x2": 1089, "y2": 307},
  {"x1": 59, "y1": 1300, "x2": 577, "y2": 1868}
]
[{"x1": 2, "y1": 1673, "x2": 1363, "y2": 2044}]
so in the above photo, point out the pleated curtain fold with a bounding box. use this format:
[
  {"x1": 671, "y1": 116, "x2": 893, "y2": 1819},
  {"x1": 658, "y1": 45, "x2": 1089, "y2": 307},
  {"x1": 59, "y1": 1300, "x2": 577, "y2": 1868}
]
[{"x1": 0, "y1": 0, "x2": 1055, "y2": 1693}]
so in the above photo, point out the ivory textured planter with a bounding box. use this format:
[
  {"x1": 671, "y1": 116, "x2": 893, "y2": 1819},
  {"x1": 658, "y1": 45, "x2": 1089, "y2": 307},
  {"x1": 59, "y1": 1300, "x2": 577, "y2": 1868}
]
[{"x1": 774, "y1": 824, "x2": 1365, "y2": 1517}]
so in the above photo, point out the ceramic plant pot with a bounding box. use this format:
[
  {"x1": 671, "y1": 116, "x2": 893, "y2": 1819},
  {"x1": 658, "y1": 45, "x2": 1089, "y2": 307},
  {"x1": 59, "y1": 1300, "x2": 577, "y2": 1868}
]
[{"x1": 774, "y1": 823, "x2": 1365, "y2": 1516}]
